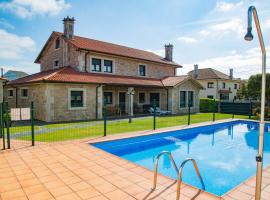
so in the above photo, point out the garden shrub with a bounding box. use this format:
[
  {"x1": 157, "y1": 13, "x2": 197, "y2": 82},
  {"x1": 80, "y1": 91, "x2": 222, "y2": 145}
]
[{"x1": 200, "y1": 98, "x2": 219, "y2": 113}]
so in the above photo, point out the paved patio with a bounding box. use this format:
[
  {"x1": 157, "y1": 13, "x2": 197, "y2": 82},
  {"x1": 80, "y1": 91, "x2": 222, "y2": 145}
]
[{"x1": 0, "y1": 120, "x2": 270, "y2": 200}]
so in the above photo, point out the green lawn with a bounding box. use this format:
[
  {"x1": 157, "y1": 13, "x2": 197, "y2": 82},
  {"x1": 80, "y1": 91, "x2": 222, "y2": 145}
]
[{"x1": 10, "y1": 113, "x2": 258, "y2": 142}]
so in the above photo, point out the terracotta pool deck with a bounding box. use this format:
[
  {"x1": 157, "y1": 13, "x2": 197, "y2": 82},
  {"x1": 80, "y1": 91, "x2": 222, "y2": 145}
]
[{"x1": 0, "y1": 120, "x2": 270, "y2": 200}]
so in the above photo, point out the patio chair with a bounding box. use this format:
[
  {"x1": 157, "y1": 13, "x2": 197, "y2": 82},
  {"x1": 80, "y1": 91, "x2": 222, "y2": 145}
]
[{"x1": 149, "y1": 107, "x2": 171, "y2": 115}]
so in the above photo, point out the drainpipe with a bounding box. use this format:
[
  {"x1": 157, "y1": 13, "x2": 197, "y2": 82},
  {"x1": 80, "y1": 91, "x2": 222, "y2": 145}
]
[
  {"x1": 96, "y1": 84, "x2": 102, "y2": 119},
  {"x1": 85, "y1": 52, "x2": 90, "y2": 72},
  {"x1": 15, "y1": 86, "x2": 18, "y2": 108},
  {"x1": 166, "y1": 88, "x2": 169, "y2": 111}
]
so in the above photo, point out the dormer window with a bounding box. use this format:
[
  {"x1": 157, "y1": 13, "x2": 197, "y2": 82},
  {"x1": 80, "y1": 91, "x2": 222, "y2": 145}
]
[
  {"x1": 104, "y1": 60, "x2": 113, "y2": 73},
  {"x1": 55, "y1": 38, "x2": 60, "y2": 49},
  {"x1": 91, "y1": 58, "x2": 101, "y2": 72},
  {"x1": 139, "y1": 64, "x2": 146, "y2": 76}
]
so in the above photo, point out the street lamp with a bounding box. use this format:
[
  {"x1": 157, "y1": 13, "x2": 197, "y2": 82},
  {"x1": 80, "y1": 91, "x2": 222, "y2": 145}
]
[{"x1": 244, "y1": 6, "x2": 266, "y2": 200}]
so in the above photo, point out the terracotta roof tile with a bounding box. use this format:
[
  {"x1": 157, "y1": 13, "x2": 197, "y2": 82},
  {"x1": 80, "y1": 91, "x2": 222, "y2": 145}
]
[
  {"x1": 161, "y1": 76, "x2": 190, "y2": 87},
  {"x1": 9, "y1": 67, "x2": 164, "y2": 87},
  {"x1": 36, "y1": 32, "x2": 181, "y2": 67},
  {"x1": 188, "y1": 68, "x2": 238, "y2": 80}
]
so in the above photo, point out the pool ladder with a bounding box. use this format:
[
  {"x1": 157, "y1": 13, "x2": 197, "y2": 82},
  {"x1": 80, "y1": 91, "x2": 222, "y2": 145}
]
[{"x1": 152, "y1": 151, "x2": 205, "y2": 200}]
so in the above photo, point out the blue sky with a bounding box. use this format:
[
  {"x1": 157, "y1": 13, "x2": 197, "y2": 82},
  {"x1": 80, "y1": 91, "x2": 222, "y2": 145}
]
[{"x1": 0, "y1": 0, "x2": 269, "y2": 79}]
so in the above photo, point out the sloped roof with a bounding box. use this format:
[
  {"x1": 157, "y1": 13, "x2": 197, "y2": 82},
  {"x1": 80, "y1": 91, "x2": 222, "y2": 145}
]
[
  {"x1": 8, "y1": 67, "x2": 164, "y2": 87},
  {"x1": 35, "y1": 32, "x2": 182, "y2": 68},
  {"x1": 162, "y1": 76, "x2": 204, "y2": 88},
  {"x1": 8, "y1": 67, "x2": 203, "y2": 89},
  {"x1": 188, "y1": 68, "x2": 232, "y2": 80}
]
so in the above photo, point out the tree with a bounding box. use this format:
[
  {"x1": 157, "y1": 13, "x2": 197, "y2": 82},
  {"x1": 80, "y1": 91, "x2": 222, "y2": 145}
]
[
  {"x1": 237, "y1": 81, "x2": 248, "y2": 99},
  {"x1": 247, "y1": 73, "x2": 270, "y2": 105}
]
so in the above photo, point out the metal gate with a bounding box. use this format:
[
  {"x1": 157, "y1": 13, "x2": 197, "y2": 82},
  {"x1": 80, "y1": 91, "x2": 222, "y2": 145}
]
[{"x1": 0, "y1": 102, "x2": 35, "y2": 150}]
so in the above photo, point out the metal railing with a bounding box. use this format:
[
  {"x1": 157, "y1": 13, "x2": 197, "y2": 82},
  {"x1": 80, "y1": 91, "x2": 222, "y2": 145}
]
[
  {"x1": 152, "y1": 151, "x2": 205, "y2": 200},
  {"x1": 152, "y1": 151, "x2": 178, "y2": 190},
  {"x1": 176, "y1": 158, "x2": 205, "y2": 200}
]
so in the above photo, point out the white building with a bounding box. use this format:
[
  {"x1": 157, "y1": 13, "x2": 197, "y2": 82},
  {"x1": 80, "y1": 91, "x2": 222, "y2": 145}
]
[{"x1": 188, "y1": 65, "x2": 241, "y2": 101}]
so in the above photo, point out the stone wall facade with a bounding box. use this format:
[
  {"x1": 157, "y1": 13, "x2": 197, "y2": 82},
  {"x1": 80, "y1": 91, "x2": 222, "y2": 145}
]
[
  {"x1": 169, "y1": 81, "x2": 200, "y2": 114},
  {"x1": 39, "y1": 37, "x2": 176, "y2": 79},
  {"x1": 4, "y1": 84, "x2": 49, "y2": 121}
]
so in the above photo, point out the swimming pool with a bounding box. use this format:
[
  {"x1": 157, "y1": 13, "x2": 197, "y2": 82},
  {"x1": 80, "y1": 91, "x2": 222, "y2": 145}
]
[{"x1": 92, "y1": 120, "x2": 270, "y2": 196}]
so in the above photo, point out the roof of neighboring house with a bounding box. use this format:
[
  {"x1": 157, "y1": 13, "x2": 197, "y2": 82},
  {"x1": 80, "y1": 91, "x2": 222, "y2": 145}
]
[
  {"x1": 35, "y1": 32, "x2": 182, "y2": 67},
  {"x1": 8, "y1": 67, "x2": 202, "y2": 88},
  {"x1": 161, "y1": 76, "x2": 203, "y2": 88},
  {"x1": 3, "y1": 70, "x2": 29, "y2": 81},
  {"x1": 188, "y1": 68, "x2": 239, "y2": 80}
]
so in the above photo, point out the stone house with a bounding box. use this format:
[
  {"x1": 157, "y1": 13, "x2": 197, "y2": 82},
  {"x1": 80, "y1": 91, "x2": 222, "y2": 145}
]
[
  {"x1": 188, "y1": 65, "x2": 241, "y2": 101},
  {"x1": 4, "y1": 17, "x2": 203, "y2": 122}
]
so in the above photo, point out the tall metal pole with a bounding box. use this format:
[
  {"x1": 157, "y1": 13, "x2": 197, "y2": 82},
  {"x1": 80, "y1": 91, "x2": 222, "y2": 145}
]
[{"x1": 244, "y1": 6, "x2": 266, "y2": 200}]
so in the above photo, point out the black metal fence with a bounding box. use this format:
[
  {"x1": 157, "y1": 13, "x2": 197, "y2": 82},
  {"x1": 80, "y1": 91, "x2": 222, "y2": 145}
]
[{"x1": 0, "y1": 100, "x2": 257, "y2": 150}]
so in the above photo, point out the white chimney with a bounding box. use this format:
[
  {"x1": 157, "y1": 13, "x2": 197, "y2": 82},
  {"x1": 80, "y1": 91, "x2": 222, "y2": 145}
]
[
  {"x1": 229, "y1": 68, "x2": 233, "y2": 79},
  {"x1": 63, "y1": 16, "x2": 75, "y2": 39},
  {"x1": 194, "y1": 64, "x2": 199, "y2": 79},
  {"x1": 164, "y1": 44, "x2": 173, "y2": 61}
]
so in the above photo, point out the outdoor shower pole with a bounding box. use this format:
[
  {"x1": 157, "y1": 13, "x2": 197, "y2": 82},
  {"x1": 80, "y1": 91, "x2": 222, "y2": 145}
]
[{"x1": 244, "y1": 6, "x2": 266, "y2": 200}]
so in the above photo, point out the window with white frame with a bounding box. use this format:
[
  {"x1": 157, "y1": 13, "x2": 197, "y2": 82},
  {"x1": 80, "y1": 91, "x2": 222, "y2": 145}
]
[
  {"x1": 234, "y1": 84, "x2": 238, "y2": 89},
  {"x1": 207, "y1": 82, "x2": 214, "y2": 88},
  {"x1": 21, "y1": 88, "x2": 28, "y2": 98},
  {"x1": 91, "y1": 58, "x2": 102, "y2": 72},
  {"x1": 222, "y1": 82, "x2": 226, "y2": 88},
  {"x1": 138, "y1": 64, "x2": 146, "y2": 76},
  {"x1": 70, "y1": 90, "x2": 85, "y2": 108},
  {"x1": 104, "y1": 60, "x2": 113, "y2": 73}
]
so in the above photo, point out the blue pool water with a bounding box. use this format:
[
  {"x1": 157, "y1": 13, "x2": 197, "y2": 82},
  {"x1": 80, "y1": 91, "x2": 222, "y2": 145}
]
[{"x1": 92, "y1": 120, "x2": 270, "y2": 196}]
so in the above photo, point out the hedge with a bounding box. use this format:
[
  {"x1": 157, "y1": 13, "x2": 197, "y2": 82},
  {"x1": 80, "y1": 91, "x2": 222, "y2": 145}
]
[{"x1": 200, "y1": 98, "x2": 219, "y2": 113}]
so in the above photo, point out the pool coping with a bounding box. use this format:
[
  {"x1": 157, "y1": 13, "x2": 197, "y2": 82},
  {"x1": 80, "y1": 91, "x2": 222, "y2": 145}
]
[{"x1": 86, "y1": 118, "x2": 270, "y2": 199}]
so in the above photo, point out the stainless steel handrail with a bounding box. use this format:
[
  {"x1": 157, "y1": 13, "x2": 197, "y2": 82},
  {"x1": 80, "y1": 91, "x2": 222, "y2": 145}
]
[
  {"x1": 176, "y1": 158, "x2": 205, "y2": 200},
  {"x1": 152, "y1": 151, "x2": 179, "y2": 190}
]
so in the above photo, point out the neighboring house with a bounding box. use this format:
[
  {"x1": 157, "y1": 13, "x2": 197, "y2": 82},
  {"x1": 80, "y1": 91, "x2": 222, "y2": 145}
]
[
  {"x1": 3, "y1": 70, "x2": 28, "y2": 81},
  {"x1": 4, "y1": 17, "x2": 203, "y2": 122},
  {"x1": 0, "y1": 77, "x2": 6, "y2": 103},
  {"x1": 188, "y1": 65, "x2": 241, "y2": 101}
]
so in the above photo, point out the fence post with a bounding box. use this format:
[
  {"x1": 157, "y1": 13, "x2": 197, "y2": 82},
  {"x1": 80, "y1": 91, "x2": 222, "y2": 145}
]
[
  {"x1": 103, "y1": 99, "x2": 107, "y2": 137},
  {"x1": 0, "y1": 103, "x2": 5, "y2": 150},
  {"x1": 249, "y1": 100, "x2": 252, "y2": 119},
  {"x1": 188, "y1": 104, "x2": 191, "y2": 125},
  {"x1": 232, "y1": 100, "x2": 235, "y2": 119},
  {"x1": 213, "y1": 99, "x2": 216, "y2": 122},
  {"x1": 5, "y1": 102, "x2": 10, "y2": 149},
  {"x1": 153, "y1": 99, "x2": 156, "y2": 130},
  {"x1": 30, "y1": 102, "x2": 35, "y2": 146}
]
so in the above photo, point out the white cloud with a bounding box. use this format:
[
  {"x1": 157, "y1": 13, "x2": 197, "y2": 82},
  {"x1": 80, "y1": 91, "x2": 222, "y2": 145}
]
[
  {"x1": 210, "y1": 18, "x2": 245, "y2": 35},
  {"x1": 177, "y1": 36, "x2": 198, "y2": 44},
  {"x1": 0, "y1": 18, "x2": 15, "y2": 29},
  {"x1": 179, "y1": 46, "x2": 270, "y2": 79},
  {"x1": 0, "y1": 29, "x2": 35, "y2": 60},
  {"x1": 215, "y1": 1, "x2": 243, "y2": 12},
  {"x1": 0, "y1": 0, "x2": 71, "y2": 18}
]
